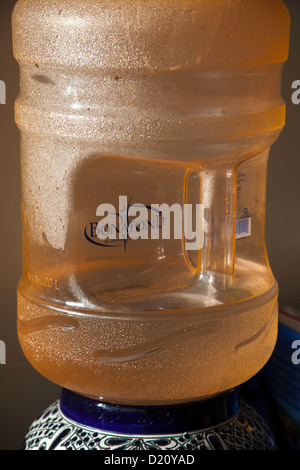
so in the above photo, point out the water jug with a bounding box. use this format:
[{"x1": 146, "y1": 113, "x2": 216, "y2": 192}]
[{"x1": 12, "y1": 0, "x2": 290, "y2": 450}]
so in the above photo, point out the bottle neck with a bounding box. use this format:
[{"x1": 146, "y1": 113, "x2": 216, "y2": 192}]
[{"x1": 59, "y1": 387, "x2": 239, "y2": 436}]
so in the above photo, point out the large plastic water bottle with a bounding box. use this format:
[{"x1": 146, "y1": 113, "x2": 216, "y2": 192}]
[{"x1": 13, "y1": 0, "x2": 290, "y2": 409}]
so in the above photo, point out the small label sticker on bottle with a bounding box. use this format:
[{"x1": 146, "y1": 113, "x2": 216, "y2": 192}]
[{"x1": 236, "y1": 217, "x2": 251, "y2": 239}]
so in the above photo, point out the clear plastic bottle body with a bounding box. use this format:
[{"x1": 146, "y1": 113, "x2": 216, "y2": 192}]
[{"x1": 13, "y1": 0, "x2": 290, "y2": 404}]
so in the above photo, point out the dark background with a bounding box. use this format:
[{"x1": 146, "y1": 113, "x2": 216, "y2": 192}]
[{"x1": 0, "y1": 0, "x2": 299, "y2": 450}]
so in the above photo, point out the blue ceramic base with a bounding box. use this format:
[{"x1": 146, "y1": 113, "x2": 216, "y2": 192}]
[{"x1": 22, "y1": 388, "x2": 276, "y2": 450}]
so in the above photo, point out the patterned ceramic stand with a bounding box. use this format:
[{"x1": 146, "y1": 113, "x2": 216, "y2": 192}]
[{"x1": 22, "y1": 388, "x2": 276, "y2": 450}]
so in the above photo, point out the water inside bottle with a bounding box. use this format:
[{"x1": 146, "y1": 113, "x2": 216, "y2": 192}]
[{"x1": 17, "y1": 151, "x2": 278, "y2": 404}]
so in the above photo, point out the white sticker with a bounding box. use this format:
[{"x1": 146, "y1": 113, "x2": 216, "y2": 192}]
[{"x1": 236, "y1": 217, "x2": 251, "y2": 239}]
